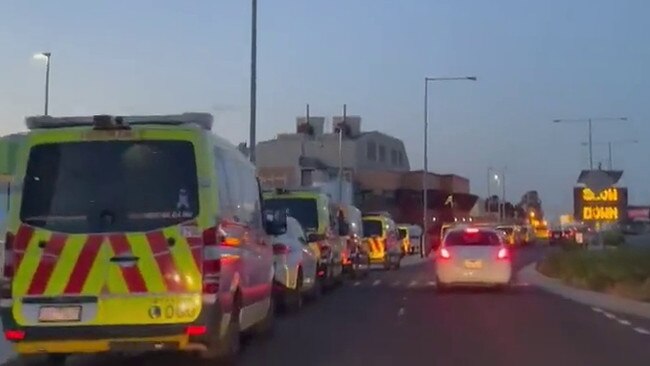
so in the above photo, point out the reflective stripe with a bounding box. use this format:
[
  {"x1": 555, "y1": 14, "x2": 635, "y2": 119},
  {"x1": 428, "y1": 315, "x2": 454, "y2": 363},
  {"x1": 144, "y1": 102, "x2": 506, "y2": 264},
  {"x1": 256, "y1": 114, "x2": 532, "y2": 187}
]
[
  {"x1": 26, "y1": 233, "x2": 68, "y2": 295},
  {"x1": 64, "y1": 235, "x2": 103, "y2": 294},
  {"x1": 108, "y1": 234, "x2": 147, "y2": 293},
  {"x1": 146, "y1": 231, "x2": 186, "y2": 293},
  {"x1": 13, "y1": 225, "x2": 34, "y2": 273},
  {"x1": 0, "y1": 299, "x2": 13, "y2": 307}
]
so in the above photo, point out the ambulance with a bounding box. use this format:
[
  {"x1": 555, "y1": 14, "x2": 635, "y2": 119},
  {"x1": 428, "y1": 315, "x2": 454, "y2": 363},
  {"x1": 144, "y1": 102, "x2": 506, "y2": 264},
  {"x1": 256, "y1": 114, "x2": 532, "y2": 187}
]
[
  {"x1": 0, "y1": 113, "x2": 286, "y2": 363},
  {"x1": 362, "y1": 214, "x2": 401, "y2": 270}
]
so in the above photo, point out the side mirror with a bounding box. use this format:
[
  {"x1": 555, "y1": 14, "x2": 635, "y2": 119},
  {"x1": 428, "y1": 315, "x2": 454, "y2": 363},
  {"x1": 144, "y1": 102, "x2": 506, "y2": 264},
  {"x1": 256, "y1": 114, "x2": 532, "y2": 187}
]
[{"x1": 263, "y1": 209, "x2": 287, "y2": 236}]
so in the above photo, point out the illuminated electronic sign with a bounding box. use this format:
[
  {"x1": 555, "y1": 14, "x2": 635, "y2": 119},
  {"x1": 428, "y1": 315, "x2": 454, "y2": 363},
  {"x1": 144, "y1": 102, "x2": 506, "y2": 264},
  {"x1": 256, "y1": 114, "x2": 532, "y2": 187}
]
[{"x1": 574, "y1": 187, "x2": 627, "y2": 222}]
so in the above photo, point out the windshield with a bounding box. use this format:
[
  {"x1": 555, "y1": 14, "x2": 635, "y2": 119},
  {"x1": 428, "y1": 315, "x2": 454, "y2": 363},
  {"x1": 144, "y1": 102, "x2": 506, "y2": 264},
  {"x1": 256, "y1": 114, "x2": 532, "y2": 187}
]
[
  {"x1": 264, "y1": 198, "x2": 318, "y2": 232},
  {"x1": 20, "y1": 141, "x2": 198, "y2": 234},
  {"x1": 398, "y1": 228, "x2": 408, "y2": 239},
  {"x1": 444, "y1": 230, "x2": 501, "y2": 246},
  {"x1": 362, "y1": 219, "x2": 383, "y2": 237}
]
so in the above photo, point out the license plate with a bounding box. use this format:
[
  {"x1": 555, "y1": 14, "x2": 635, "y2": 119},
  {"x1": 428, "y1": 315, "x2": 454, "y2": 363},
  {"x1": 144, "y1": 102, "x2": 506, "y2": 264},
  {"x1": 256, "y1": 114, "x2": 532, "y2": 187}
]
[
  {"x1": 464, "y1": 260, "x2": 483, "y2": 269},
  {"x1": 38, "y1": 306, "x2": 82, "y2": 322}
]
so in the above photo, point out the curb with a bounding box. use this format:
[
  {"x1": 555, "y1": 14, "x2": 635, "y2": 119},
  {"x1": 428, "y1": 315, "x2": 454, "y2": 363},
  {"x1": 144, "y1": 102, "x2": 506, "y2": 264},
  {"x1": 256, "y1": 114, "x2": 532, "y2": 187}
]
[{"x1": 519, "y1": 262, "x2": 650, "y2": 319}]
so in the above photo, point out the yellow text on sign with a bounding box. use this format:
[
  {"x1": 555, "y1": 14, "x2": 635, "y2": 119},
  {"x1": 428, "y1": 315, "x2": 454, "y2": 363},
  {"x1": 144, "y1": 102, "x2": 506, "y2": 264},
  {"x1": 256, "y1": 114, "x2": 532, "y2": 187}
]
[
  {"x1": 583, "y1": 206, "x2": 619, "y2": 221},
  {"x1": 582, "y1": 188, "x2": 619, "y2": 203}
]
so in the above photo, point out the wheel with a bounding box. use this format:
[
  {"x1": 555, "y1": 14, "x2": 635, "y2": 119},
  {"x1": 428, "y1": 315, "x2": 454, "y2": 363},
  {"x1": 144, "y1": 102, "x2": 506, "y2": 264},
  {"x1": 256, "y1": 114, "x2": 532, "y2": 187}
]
[
  {"x1": 251, "y1": 293, "x2": 275, "y2": 338},
  {"x1": 47, "y1": 354, "x2": 68, "y2": 366},
  {"x1": 393, "y1": 257, "x2": 401, "y2": 270},
  {"x1": 204, "y1": 295, "x2": 241, "y2": 363},
  {"x1": 283, "y1": 270, "x2": 303, "y2": 313},
  {"x1": 305, "y1": 270, "x2": 322, "y2": 301}
]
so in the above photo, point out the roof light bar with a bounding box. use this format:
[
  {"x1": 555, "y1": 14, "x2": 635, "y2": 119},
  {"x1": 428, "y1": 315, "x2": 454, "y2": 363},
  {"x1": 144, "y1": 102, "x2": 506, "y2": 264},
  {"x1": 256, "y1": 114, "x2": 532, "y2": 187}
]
[{"x1": 25, "y1": 112, "x2": 213, "y2": 131}]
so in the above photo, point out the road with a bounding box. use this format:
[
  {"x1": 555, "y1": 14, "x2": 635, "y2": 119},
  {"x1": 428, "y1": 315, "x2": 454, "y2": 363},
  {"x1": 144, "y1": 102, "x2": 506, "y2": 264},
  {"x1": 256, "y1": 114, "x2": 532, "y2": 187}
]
[{"x1": 2, "y1": 245, "x2": 650, "y2": 365}]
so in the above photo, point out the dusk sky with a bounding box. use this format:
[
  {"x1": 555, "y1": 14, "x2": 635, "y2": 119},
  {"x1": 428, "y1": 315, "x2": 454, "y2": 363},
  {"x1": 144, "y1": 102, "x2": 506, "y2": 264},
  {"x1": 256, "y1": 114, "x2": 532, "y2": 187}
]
[{"x1": 1, "y1": 0, "x2": 648, "y2": 220}]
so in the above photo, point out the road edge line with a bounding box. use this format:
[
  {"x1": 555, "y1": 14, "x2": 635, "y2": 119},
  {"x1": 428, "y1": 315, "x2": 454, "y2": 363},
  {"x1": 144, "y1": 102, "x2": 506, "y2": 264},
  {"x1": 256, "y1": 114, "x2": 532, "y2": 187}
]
[{"x1": 518, "y1": 262, "x2": 650, "y2": 320}]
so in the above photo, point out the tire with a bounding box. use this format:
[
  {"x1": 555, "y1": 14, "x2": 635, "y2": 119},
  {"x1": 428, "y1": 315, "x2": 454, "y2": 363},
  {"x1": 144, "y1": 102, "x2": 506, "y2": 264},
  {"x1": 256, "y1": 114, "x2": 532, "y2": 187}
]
[
  {"x1": 205, "y1": 295, "x2": 241, "y2": 363},
  {"x1": 283, "y1": 270, "x2": 303, "y2": 313},
  {"x1": 394, "y1": 257, "x2": 401, "y2": 270},
  {"x1": 47, "y1": 354, "x2": 68, "y2": 366},
  {"x1": 251, "y1": 293, "x2": 275, "y2": 338},
  {"x1": 305, "y1": 270, "x2": 322, "y2": 301}
]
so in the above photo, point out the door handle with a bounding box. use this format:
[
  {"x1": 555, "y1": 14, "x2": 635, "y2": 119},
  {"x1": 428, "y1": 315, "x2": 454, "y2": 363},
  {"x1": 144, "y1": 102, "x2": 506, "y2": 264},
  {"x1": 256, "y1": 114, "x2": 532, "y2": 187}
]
[{"x1": 110, "y1": 256, "x2": 140, "y2": 263}]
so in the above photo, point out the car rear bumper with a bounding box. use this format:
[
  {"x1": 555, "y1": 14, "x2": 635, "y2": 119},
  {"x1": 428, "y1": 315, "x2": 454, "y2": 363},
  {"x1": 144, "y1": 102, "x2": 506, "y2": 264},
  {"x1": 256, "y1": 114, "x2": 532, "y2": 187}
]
[
  {"x1": 1, "y1": 302, "x2": 226, "y2": 355},
  {"x1": 436, "y1": 263, "x2": 512, "y2": 285}
]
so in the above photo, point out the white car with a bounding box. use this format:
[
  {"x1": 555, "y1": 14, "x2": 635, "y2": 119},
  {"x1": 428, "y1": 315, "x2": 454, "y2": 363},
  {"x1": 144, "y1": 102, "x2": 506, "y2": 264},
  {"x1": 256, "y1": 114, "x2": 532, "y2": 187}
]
[
  {"x1": 272, "y1": 216, "x2": 320, "y2": 312},
  {"x1": 435, "y1": 227, "x2": 512, "y2": 290}
]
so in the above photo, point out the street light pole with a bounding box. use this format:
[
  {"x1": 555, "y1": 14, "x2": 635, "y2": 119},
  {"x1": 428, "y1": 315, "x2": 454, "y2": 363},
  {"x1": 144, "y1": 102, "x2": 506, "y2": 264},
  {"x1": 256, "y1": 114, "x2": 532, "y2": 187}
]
[
  {"x1": 580, "y1": 139, "x2": 638, "y2": 170},
  {"x1": 589, "y1": 118, "x2": 594, "y2": 170},
  {"x1": 34, "y1": 52, "x2": 51, "y2": 115},
  {"x1": 422, "y1": 76, "x2": 476, "y2": 258},
  {"x1": 248, "y1": 0, "x2": 258, "y2": 163},
  {"x1": 553, "y1": 117, "x2": 627, "y2": 170}
]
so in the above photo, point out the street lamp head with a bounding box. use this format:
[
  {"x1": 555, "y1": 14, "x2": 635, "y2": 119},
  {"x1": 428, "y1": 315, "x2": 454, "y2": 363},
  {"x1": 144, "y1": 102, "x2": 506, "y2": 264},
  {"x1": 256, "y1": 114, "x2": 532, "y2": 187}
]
[
  {"x1": 552, "y1": 119, "x2": 561, "y2": 123},
  {"x1": 466, "y1": 76, "x2": 478, "y2": 81},
  {"x1": 33, "y1": 52, "x2": 51, "y2": 61}
]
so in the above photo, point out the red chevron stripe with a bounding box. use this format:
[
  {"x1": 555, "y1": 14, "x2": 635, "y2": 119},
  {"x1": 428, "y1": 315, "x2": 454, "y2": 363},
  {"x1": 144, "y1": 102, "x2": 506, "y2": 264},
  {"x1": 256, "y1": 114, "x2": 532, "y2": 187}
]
[
  {"x1": 27, "y1": 233, "x2": 68, "y2": 295},
  {"x1": 186, "y1": 236, "x2": 202, "y2": 272},
  {"x1": 146, "y1": 231, "x2": 186, "y2": 293},
  {"x1": 64, "y1": 235, "x2": 103, "y2": 294},
  {"x1": 13, "y1": 224, "x2": 35, "y2": 272},
  {"x1": 108, "y1": 234, "x2": 147, "y2": 293}
]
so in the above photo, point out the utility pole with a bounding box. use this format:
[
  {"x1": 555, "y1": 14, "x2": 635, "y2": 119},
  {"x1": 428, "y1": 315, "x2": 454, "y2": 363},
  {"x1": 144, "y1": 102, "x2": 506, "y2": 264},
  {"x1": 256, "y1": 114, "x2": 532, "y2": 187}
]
[
  {"x1": 248, "y1": 0, "x2": 258, "y2": 163},
  {"x1": 338, "y1": 104, "x2": 345, "y2": 203}
]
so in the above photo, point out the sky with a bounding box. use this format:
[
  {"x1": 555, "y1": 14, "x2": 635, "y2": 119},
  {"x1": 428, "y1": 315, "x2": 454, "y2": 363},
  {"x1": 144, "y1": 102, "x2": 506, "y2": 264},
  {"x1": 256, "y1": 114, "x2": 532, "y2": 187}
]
[{"x1": 1, "y1": 0, "x2": 649, "y2": 220}]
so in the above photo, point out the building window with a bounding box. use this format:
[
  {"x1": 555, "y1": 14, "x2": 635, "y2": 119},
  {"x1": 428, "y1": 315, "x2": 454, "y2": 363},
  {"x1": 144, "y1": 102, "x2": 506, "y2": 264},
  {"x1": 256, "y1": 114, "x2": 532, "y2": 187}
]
[
  {"x1": 391, "y1": 149, "x2": 398, "y2": 165},
  {"x1": 367, "y1": 141, "x2": 377, "y2": 161},
  {"x1": 301, "y1": 169, "x2": 313, "y2": 186},
  {"x1": 378, "y1": 145, "x2": 386, "y2": 162},
  {"x1": 398, "y1": 151, "x2": 404, "y2": 166}
]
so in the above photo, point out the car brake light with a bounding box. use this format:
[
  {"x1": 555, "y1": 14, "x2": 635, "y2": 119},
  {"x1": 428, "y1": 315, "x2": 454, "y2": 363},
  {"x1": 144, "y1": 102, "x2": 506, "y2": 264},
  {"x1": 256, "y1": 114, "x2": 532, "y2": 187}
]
[
  {"x1": 272, "y1": 243, "x2": 290, "y2": 255},
  {"x1": 185, "y1": 325, "x2": 207, "y2": 336},
  {"x1": 497, "y1": 247, "x2": 509, "y2": 260},
  {"x1": 3, "y1": 232, "x2": 14, "y2": 279},
  {"x1": 439, "y1": 248, "x2": 451, "y2": 259},
  {"x1": 4, "y1": 330, "x2": 25, "y2": 341}
]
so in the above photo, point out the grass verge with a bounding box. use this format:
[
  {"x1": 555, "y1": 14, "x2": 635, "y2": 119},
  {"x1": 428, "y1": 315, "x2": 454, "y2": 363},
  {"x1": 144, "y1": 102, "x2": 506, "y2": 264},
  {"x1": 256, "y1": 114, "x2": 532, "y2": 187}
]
[{"x1": 537, "y1": 246, "x2": 650, "y2": 302}]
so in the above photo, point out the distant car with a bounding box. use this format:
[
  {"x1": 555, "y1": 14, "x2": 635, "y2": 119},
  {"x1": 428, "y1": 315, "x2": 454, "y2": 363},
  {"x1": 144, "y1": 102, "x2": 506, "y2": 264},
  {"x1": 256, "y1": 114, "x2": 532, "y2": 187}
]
[
  {"x1": 271, "y1": 216, "x2": 321, "y2": 312},
  {"x1": 435, "y1": 227, "x2": 512, "y2": 290},
  {"x1": 549, "y1": 228, "x2": 575, "y2": 246}
]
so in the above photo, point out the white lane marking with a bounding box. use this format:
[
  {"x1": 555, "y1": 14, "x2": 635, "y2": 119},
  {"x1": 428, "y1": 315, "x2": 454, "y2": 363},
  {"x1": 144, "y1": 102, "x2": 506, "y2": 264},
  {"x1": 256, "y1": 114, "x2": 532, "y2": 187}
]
[
  {"x1": 634, "y1": 327, "x2": 650, "y2": 335},
  {"x1": 618, "y1": 319, "x2": 631, "y2": 326},
  {"x1": 408, "y1": 280, "x2": 418, "y2": 288},
  {"x1": 397, "y1": 307, "x2": 405, "y2": 317},
  {"x1": 592, "y1": 307, "x2": 604, "y2": 313},
  {"x1": 603, "y1": 312, "x2": 617, "y2": 319},
  {"x1": 372, "y1": 280, "x2": 381, "y2": 287},
  {"x1": 427, "y1": 281, "x2": 437, "y2": 287},
  {"x1": 353, "y1": 281, "x2": 361, "y2": 287}
]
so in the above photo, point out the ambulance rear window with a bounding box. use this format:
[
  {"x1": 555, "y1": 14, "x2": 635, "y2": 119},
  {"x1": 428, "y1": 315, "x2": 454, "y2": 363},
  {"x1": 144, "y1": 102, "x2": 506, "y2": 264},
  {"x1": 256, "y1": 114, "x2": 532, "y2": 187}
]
[
  {"x1": 20, "y1": 140, "x2": 199, "y2": 234},
  {"x1": 362, "y1": 220, "x2": 383, "y2": 237}
]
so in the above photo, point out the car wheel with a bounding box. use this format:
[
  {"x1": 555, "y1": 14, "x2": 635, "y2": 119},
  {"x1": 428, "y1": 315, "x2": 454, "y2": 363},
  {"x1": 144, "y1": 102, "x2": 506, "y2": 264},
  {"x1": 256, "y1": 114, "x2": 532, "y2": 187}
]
[
  {"x1": 284, "y1": 270, "x2": 303, "y2": 313},
  {"x1": 251, "y1": 291, "x2": 275, "y2": 338},
  {"x1": 306, "y1": 271, "x2": 323, "y2": 301},
  {"x1": 207, "y1": 294, "x2": 241, "y2": 363},
  {"x1": 46, "y1": 354, "x2": 68, "y2": 366}
]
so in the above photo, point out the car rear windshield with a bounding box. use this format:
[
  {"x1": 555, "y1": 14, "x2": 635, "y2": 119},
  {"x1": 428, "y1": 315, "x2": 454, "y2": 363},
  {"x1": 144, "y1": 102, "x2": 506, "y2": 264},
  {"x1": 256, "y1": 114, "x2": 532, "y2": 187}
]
[
  {"x1": 362, "y1": 220, "x2": 383, "y2": 237},
  {"x1": 264, "y1": 198, "x2": 318, "y2": 232},
  {"x1": 444, "y1": 230, "x2": 501, "y2": 246},
  {"x1": 398, "y1": 228, "x2": 408, "y2": 239},
  {"x1": 20, "y1": 140, "x2": 199, "y2": 234}
]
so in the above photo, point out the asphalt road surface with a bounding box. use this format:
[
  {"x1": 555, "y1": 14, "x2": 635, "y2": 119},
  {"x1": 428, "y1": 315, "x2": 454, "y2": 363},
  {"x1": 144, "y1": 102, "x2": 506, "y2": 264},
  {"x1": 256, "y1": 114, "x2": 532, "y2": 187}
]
[{"x1": 3, "y1": 244, "x2": 650, "y2": 366}]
